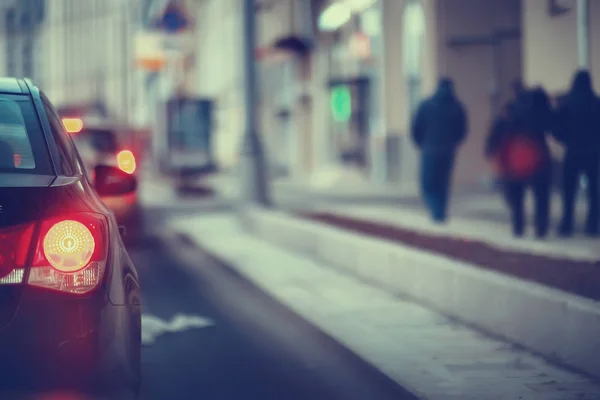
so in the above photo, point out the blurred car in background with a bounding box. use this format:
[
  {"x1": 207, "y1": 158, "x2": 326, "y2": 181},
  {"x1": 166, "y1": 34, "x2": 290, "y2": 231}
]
[
  {"x1": 61, "y1": 116, "x2": 142, "y2": 241},
  {"x1": 158, "y1": 96, "x2": 218, "y2": 192}
]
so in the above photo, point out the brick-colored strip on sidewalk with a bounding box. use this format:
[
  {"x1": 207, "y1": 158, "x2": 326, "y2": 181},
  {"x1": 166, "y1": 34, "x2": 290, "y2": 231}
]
[{"x1": 298, "y1": 212, "x2": 600, "y2": 302}]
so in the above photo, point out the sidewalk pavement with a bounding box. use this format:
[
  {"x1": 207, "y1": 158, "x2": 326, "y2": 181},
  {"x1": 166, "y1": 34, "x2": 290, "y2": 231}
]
[
  {"x1": 167, "y1": 214, "x2": 600, "y2": 400},
  {"x1": 204, "y1": 170, "x2": 597, "y2": 262}
]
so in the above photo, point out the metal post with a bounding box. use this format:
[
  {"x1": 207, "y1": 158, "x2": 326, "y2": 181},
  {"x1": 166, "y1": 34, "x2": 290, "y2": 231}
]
[
  {"x1": 369, "y1": 0, "x2": 388, "y2": 183},
  {"x1": 577, "y1": 0, "x2": 590, "y2": 68},
  {"x1": 240, "y1": 0, "x2": 271, "y2": 206}
]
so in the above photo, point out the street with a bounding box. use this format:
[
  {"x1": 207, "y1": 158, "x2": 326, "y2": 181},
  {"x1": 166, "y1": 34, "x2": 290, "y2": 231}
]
[
  {"x1": 131, "y1": 201, "x2": 417, "y2": 400},
  {"x1": 2, "y1": 1, "x2": 599, "y2": 399}
]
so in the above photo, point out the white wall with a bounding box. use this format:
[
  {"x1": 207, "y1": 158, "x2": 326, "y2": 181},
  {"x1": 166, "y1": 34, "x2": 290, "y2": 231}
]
[
  {"x1": 432, "y1": 0, "x2": 521, "y2": 188},
  {"x1": 194, "y1": 0, "x2": 302, "y2": 170},
  {"x1": 39, "y1": 0, "x2": 138, "y2": 124},
  {"x1": 379, "y1": 0, "x2": 522, "y2": 188},
  {"x1": 195, "y1": 0, "x2": 245, "y2": 168},
  {"x1": 523, "y1": 0, "x2": 600, "y2": 94}
]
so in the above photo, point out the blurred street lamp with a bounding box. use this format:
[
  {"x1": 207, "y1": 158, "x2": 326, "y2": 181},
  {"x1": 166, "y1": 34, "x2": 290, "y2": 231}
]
[
  {"x1": 318, "y1": 2, "x2": 351, "y2": 31},
  {"x1": 318, "y1": 0, "x2": 377, "y2": 32}
]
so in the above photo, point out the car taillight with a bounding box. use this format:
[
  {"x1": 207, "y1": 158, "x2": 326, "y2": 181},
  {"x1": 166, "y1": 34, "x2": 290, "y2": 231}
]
[
  {"x1": 0, "y1": 213, "x2": 108, "y2": 294},
  {"x1": 62, "y1": 118, "x2": 83, "y2": 134},
  {"x1": 117, "y1": 150, "x2": 136, "y2": 174},
  {"x1": 0, "y1": 224, "x2": 35, "y2": 284}
]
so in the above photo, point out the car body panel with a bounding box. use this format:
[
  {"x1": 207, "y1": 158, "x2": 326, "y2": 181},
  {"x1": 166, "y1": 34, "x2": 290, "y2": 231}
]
[{"x1": 0, "y1": 286, "x2": 132, "y2": 391}]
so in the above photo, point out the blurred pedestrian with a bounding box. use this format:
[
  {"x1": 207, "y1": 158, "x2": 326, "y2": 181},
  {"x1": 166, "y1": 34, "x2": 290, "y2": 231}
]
[
  {"x1": 412, "y1": 78, "x2": 468, "y2": 223},
  {"x1": 553, "y1": 70, "x2": 600, "y2": 237},
  {"x1": 486, "y1": 87, "x2": 554, "y2": 237},
  {"x1": 486, "y1": 103, "x2": 518, "y2": 183}
]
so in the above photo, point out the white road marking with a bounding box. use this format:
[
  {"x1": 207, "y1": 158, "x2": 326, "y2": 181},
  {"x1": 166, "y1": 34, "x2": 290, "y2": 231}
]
[{"x1": 142, "y1": 313, "x2": 215, "y2": 345}]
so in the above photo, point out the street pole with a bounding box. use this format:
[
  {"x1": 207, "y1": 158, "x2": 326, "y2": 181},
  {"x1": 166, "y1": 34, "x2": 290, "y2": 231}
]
[
  {"x1": 240, "y1": 0, "x2": 272, "y2": 207},
  {"x1": 576, "y1": 0, "x2": 590, "y2": 69}
]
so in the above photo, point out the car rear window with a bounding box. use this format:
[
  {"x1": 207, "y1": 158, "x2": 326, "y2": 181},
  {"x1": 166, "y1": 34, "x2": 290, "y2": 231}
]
[
  {"x1": 75, "y1": 128, "x2": 118, "y2": 153},
  {"x1": 0, "y1": 95, "x2": 51, "y2": 174}
]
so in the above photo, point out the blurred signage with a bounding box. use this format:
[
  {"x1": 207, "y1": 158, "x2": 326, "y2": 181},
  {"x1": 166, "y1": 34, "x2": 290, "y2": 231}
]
[
  {"x1": 135, "y1": 31, "x2": 167, "y2": 71},
  {"x1": 330, "y1": 85, "x2": 352, "y2": 122},
  {"x1": 162, "y1": 32, "x2": 194, "y2": 53},
  {"x1": 152, "y1": 0, "x2": 191, "y2": 33},
  {"x1": 348, "y1": 32, "x2": 371, "y2": 59}
]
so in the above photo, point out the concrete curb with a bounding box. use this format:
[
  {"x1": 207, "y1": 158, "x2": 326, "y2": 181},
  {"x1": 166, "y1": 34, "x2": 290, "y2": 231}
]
[{"x1": 242, "y1": 207, "x2": 600, "y2": 380}]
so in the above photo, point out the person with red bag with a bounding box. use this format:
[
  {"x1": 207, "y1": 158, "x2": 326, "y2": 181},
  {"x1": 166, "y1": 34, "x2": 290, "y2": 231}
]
[{"x1": 486, "y1": 87, "x2": 554, "y2": 237}]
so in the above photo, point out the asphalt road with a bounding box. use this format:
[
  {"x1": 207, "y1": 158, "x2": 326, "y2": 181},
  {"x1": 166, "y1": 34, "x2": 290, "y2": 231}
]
[{"x1": 129, "y1": 201, "x2": 418, "y2": 400}]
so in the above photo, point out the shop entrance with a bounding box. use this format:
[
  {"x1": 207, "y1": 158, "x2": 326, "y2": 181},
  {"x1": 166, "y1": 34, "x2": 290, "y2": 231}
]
[{"x1": 327, "y1": 76, "x2": 371, "y2": 168}]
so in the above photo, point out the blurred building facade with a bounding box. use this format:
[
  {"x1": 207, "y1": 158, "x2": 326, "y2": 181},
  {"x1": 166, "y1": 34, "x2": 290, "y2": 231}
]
[
  {"x1": 1, "y1": 0, "x2": 598, "y2": 187},
  {"x1": 191, "y1": 0, "x2": 600, "y2": 189},
  {"x1": 0, "y1": 0, "x2": 141, "y2": 126},
  {"x1": 192, "y1": 0, "x2": 245, "y2": 170},
  {"x1": 0, "y1": 0, "x2": 45, "y2": 83}
]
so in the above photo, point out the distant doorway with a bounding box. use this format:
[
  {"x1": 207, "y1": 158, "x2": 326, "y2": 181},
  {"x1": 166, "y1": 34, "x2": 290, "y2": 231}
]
[{"x1": 328, "y1": 76, "x2": 371, "y2": 168}]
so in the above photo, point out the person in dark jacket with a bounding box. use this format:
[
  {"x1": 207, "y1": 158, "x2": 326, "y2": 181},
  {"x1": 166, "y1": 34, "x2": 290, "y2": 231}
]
[
  {"x1": 486, "y1": 103, "x2": 518, "y2": 161},
  {"x1": 554, "y1": 70, "x2": 600, "y2": 236},
  {"x1": 412, "y1": 78, "x2": 467, "y2": 223},
  {"x1": 486, "y1": 87, "x2": 554, "y2": 237}
]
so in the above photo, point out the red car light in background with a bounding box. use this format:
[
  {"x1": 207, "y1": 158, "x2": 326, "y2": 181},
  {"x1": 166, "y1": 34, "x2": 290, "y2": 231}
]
[
  {"x1": 62, "y1": 118, "x2": 84, "y2": 134},
  {"x1": 117, "y1": 150, "x2": 136, "y2": 174}
]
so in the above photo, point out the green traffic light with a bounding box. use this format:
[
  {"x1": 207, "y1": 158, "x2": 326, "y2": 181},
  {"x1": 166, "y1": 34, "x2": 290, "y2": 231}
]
[{"x1": 330, "y1": 85, "x2": 351, "y2": 122}]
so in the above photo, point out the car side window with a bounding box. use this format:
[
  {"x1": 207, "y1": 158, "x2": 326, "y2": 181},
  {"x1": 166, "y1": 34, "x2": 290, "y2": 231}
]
[{"x1": 41, "y1": 98, "x2": 76, "y2": 176}]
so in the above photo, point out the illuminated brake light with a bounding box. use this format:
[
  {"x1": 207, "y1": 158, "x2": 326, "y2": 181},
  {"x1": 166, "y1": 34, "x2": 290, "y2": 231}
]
[
  {"x1": 117, "y1": 150, "x2": 136, "y2": 174},
  {"x1": 62, "y1": 118, "x2": 83, "y2": 134},
  {"x1": 28, "y1": 213, "x2": 108, "y2": 294},
  {"x1": 43, "y1": 220, "x2": 95, "y2": 273},
  {"x1": 0, "y1": 214, "x2": 108, "y2": 293}
]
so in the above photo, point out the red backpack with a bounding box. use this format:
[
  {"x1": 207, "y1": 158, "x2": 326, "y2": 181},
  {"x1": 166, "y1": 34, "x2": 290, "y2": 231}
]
[{"x1": 497, "y1": 135, "x2": 543, "y2": 180}]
